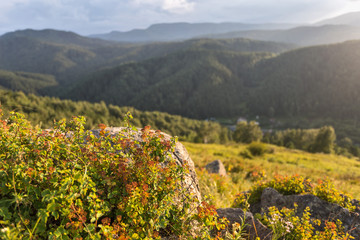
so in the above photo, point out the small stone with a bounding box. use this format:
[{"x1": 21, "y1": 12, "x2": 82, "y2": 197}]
[{"x1": 205, "y1": 159, "x2": 227, "y2": 176}]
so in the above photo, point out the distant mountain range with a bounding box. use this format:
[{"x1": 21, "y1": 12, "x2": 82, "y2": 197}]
[
  {"x1": 202, "y1": 24, "x2": 360, "y2": 46},
  {"x1": 1, "y1": 29, "x2": 114, "y2": 48},
  {"x1": 88, "y1": 12, "x2": 360, "y2": 46},
  {"x1": 315, "y1": 11, "x2": 360, "y2": 26},
  {"x1": 89, "y1": 22, "x2": 296, "y2": 42}
]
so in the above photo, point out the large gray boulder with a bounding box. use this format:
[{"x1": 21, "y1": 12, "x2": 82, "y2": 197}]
[{"x1": 90, "y1": 127, "x2": 202, "y2": 202}]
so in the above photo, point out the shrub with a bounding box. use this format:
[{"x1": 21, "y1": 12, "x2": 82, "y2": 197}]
[
  {"x1": 246, "y1": 142, "x2": 268, "y2": 156},
  {"x1": 245, "y1": 168, "x2": 266, "y2": 182},
  {"x1": 0, "y1": 110, "x2": 226, "y2": 239},
  {"x1": 239, "y1": 149, "x2": 253, "y2": 159},
  {"x1": 232, "y1": 175, "x2": 355, "y2": 239},
  {"x1": 232, "y1": 174, "x2": 354, "y2": 211},
  {"x1": 263, "y1": 205, "x2": 353, "y2": 240}
]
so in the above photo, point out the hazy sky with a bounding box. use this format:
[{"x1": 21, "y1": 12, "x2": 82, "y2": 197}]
[{"x1": 1, "y1": 0, "x2": 360, "y2": 35}]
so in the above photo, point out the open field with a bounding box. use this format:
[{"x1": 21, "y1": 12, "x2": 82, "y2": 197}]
[{"x1": 184, "y1": 142, "x2": 360, "y2": 208}]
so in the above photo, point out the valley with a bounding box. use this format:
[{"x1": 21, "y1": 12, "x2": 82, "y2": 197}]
[{"x1": 2, "y1": 9, "x2": 360, "y2": 239}]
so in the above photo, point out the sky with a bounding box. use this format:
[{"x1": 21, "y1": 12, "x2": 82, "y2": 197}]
[{"x1": 1, "y1": 0, "x2": 360, "y2": 36}]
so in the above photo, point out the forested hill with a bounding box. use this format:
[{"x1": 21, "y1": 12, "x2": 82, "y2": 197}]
[
  {"x1": 1, "y1": 29, "x2": 115, "y2": 48},
  {"x1": 65, "y1": 49, "x2": 272, "y2": 118},
  {"x1": 63, "y1": 39, "x2": 360, "y2": 123},
  {"x1": 0, "y1": 29, "x2": 295, "y2": 89},
  {"x1": 4, "y1": 28, "x2": 360, "y2": 141},
  {"x1": 0, "y1": 89, "x2": 229, "y2": 143},
  {"x1": 250, "y1": 40, "x2": 360, "y2": 119},
  {"x1": 0, "y1": 70, "x2": 57, "y2": 94}
]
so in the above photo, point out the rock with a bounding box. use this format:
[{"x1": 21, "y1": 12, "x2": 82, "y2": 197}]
[
  {"x1": 90, "y1": 127, "x2": 202, "y2": 202},
  {"x1": 205, "y1": 159, "x2": 227, "y2": 176},
  {"x1": 91, "y1": 127, "x2": 204, "y2": 238},
  {"x1": 216, "y1": 208, "x2": 272, "y2": 240},
  {"x1": 260, "y1": 187, "x2": 360, "y2": 239}
]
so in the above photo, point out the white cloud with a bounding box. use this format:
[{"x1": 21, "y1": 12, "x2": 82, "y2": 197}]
[
  {"x1": 131, "y1": 0, "x2": 194, "y2": 14},
  {"x1": 162, "y1": 0, "x2": 195, "y2": 14},
  {"x1": 3, "y1": 0, "x2": 360, "y2": 35}
]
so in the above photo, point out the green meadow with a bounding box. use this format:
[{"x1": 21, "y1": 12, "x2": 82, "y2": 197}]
[{"x1": 184, "y1": 142, "x2": 360, "y2": 208}]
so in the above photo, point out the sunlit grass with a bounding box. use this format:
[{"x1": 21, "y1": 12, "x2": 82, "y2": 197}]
[{"x1": 183, "y1": 142, "x2": 360, "y2": 208}]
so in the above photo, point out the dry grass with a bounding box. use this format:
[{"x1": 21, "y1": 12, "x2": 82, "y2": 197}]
[{"x1": 183, "y1": 142, "x2": 360, "y2": 208}]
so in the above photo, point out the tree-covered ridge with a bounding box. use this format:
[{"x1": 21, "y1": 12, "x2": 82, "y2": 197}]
[
  {"x1": 250, "y1": 40, "x2": 360, "y2": 120},
  {"x1": 1, "y1": 29, "x2": 117, "y2": 48},
  {"x1": 0, "y1": 29, "x2": 294, "y2": 88},
  {"x1": 66, "y1": 49, "x2": 272, "y2": 118},
  {"x1": 89, "y1": 22, "x2": 296, "y2": 42},
  {"x1": 0, "y1": 70, "x2": 57, "y2": 94},
  {"x1": 204, "y1": 24, "x2": 360, "y2": 46},
  {"x1": 0, "y1": 36, "x2": 96, "y2": 79},
  {"x1": 0, "y1": 89, "x2": 229, "y2": 143},
  {"x1": 62, "y1": 39, "x2": 360, "y2": 121}
]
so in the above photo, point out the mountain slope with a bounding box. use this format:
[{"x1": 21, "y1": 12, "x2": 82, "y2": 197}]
[
  {"x1": 1, "y1": 29, "x2": 116, "y2": 48},
  {"x1": 0, "y1": 36, "x2": 97, "y2": 77},
  {"x1": 204, "y1": 25, "x2": 360, "y2": 46},
  {"x1": 250, "y1": 40, "x2": 360, "y2": 120},
  {"x1": 65, "y1": 39, "x2": 360, "y2": 123},
  {"x1": 0, "y1": 30, "x2": 295, "y2": 91},
  {"x1": 316, "y1": 11, "x2": 360, "y2": 26},
  {"x1": 65, "y1": 49, "x2": 272, "y2": 118},
  {"x1": 0, "y1": 70, "x2": 57, "y2": 94}
]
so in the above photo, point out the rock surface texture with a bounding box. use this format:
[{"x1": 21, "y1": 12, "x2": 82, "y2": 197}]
[{"x1": 205, "y1": 159, "x2": 227, "y2": 176}]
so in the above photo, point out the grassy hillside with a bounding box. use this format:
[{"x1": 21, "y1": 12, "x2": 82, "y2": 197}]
[{"x1": 184, "y1": 141, "x2": 360, "y2": 208}]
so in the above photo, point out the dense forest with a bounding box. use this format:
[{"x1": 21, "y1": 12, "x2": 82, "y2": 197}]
[
  {"x1": 65, "y1": 49, "x2": 271, "y2": 117},
  {"x1": 0, "y1": 70, "x2": 57, "y2": 94},
  {"x1": 0, "y1": 89, "x2": 229, "y2": 143}
]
